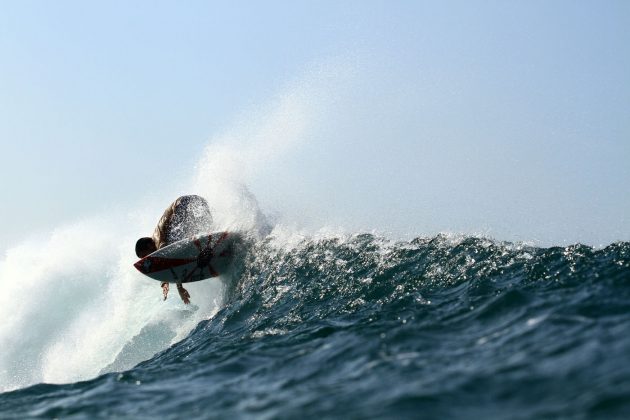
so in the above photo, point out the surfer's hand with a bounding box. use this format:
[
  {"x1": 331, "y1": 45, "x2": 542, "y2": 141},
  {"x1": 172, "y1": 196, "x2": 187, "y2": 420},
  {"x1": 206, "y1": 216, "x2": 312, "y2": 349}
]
[
  {"x1": 161, "y1": 282, "x2": 169, "y2": 300},
  {"x1": 177, "y1": 284, "x2": 191, "y2": 304}
]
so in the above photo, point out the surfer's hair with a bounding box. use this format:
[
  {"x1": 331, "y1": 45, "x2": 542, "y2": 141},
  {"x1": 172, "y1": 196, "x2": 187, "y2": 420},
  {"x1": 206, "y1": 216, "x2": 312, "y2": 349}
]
[{"x1": 135, "y1": 237, "x2": 156, "y2": 258}]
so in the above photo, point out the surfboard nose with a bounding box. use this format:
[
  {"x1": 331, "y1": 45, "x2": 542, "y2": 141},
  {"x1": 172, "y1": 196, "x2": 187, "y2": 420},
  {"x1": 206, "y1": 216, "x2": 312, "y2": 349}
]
[{"x1": 134, "y1": 258, "x2": 150, "y2": 274}]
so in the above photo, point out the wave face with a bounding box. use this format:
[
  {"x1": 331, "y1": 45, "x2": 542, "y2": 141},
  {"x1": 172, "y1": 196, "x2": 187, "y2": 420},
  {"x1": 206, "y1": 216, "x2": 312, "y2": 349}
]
[{"x1": 1, "y1": 234, "x2": 629, "y2": 418}]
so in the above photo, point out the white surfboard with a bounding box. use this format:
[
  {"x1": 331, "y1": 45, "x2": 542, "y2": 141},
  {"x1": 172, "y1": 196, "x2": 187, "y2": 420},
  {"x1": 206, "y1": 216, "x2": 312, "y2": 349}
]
[{"x1": 133, "y1": 231, "x2": 242, "y2": 283}]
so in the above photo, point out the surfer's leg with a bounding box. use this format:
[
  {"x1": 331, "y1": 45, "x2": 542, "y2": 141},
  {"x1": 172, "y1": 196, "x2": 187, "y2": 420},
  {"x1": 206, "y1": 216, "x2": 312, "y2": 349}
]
[
  {"x1": 177, "y1": 283, "x2": 191, "y2": 304},
  {"x1": 161, "y1": 282, "x2": 169, "y2": 300}
]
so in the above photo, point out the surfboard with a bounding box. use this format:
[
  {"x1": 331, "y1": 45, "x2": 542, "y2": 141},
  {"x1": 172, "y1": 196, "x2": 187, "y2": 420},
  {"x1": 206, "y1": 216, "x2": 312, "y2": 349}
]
[{"x1": 133, "y1": 231, "x2": 242, "y2": 283}]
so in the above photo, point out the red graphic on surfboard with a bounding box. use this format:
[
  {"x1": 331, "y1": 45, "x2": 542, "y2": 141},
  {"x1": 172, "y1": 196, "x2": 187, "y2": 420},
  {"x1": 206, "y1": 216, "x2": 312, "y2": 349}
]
[{"x1": 134, "y1": 231, "x2": 241, "y2": 283}]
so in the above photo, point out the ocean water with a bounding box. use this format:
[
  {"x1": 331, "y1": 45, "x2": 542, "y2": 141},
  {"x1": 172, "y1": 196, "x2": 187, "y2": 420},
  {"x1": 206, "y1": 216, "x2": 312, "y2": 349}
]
[{"x1": 1, "y1": 232, "x2": 629, "y2": 419}]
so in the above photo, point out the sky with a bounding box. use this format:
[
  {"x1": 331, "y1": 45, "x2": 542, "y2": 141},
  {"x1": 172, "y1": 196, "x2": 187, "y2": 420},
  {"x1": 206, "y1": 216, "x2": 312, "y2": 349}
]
[{"x1": 0, "y1": 0, "x2": 629, "y2": 250}]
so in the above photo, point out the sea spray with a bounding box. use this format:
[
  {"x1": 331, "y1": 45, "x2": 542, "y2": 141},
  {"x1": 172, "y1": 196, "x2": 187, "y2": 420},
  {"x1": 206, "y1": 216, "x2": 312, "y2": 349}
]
[
  {"x1": 0, "y1": 62, "x2": 351, "y2": 392},
  {"x1": 0, "y1": 214, "x2": 225, "y2": 392}
]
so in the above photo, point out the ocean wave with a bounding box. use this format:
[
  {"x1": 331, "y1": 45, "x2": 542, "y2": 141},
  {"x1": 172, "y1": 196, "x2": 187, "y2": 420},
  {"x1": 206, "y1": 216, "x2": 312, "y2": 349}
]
[{"x1": 3, "y1": 233, "x2": 628, "y2": 418}]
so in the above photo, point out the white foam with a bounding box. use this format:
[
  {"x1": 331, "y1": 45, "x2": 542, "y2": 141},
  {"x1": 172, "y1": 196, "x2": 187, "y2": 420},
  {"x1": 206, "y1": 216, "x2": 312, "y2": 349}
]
[{"x1": 0, "y1": 215, "x2": 224, "y2": 392}]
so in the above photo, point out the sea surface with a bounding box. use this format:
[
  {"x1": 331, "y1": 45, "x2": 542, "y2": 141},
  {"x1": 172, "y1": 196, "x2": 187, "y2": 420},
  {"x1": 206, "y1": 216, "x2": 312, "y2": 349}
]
[{"x1": 1, "y1": 233, "x2": 629, "y2": 419}]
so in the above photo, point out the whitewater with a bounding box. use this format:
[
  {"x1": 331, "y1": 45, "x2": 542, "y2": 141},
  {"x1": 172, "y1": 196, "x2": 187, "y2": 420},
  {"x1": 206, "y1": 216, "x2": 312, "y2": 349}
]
[
  {"x1": 0, "y1": 72, "x2": 309, "y2": 393},
  {"x1": 1, "y1": 70, "x2": 630, "y2": 419}
]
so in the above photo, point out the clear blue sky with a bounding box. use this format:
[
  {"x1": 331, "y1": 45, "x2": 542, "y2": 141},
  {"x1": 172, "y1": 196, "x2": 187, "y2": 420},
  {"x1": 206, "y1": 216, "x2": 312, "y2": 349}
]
[{"x1": 1, "y1": 0, "x2": 629, "y2": 249}]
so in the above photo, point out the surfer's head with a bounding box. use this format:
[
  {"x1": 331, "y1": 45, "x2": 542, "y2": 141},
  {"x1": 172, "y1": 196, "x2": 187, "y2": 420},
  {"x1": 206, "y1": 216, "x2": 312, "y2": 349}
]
[{"x1": 135, "y1": 237, "x2": 157, "y2": 258}]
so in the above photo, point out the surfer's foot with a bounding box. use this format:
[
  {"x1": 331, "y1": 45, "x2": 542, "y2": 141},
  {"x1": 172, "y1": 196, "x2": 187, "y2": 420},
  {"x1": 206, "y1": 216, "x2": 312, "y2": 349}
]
[
  {"x1": 177, "y1": 284, "x2": 191, "y2": 304},
  {"x1": 161, "y1": 282, "x2": 169, "y2": 300}
]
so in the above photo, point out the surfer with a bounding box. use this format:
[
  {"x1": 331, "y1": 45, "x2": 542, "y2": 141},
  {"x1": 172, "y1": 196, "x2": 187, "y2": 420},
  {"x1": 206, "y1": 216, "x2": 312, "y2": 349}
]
[{"x1": 135, "y1": 195, "x2": 213, "y2": 304}]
